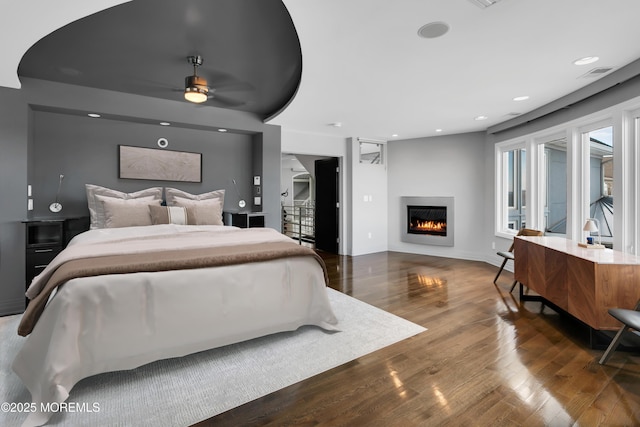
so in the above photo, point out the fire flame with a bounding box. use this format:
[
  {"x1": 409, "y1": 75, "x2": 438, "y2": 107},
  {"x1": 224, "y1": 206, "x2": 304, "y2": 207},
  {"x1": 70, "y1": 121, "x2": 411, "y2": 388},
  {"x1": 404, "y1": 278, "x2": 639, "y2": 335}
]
[{"x1": 413, "y1": 220, "x2": 446, "y2": 231}]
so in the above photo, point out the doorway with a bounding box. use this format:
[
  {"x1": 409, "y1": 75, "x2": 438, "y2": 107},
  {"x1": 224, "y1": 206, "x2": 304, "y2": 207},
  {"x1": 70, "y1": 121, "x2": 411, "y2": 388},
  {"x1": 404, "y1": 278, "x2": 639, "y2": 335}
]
[
  {"x1": 280, "y1": 153, "x2": 340, "y2": 253},
  {"x1": 314, "y1": 157, "x2": 339, "y2": 253}
]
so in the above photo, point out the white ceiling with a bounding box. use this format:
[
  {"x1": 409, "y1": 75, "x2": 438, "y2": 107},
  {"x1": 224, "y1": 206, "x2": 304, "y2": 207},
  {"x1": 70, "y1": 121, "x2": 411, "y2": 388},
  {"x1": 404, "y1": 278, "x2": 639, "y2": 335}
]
[
  {"x1": 3, "y1": 0, "x2": 640, "y2": 141},
  {"x1": 273, "y1": 0, "x2": 640, "y2": 140}
]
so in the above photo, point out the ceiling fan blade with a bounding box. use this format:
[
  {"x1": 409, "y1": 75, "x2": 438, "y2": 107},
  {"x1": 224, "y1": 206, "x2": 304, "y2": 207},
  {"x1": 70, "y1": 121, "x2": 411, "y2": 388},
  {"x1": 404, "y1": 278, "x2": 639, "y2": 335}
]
[
  {"x1": 207, "y1": 93, "x2": 247, "y2": 107},
  {"x1": 199, "y1": 69, "x2": 254, "y2": 93}
]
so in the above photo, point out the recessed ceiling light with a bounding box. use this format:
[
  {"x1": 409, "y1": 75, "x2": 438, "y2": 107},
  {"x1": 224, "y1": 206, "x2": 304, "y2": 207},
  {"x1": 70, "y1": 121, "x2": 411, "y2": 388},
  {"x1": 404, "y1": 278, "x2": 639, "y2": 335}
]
[
  {"x1": 435, "y1": 129, "x2": 443, "y2": 132},
  {"x1": 474, "y1": 115, "x2": 488, "y2": 121},
  {"x1": 417, "y1": 22, "x2": 450, "y2": 39},
  {"x1": 87, "y1": 113, "x2": 101, "y2": 118},
  {"x1": 513, "y1": 96, "x2": 529, "y2": 101},
  {"x1": 329, "y1": 122, "x2": 342, "y2": 128},
  {"x1": 391, "y1": 134, "x2": 399, "y2": 138},
  {"x1": 574, "y1": 56, "x2": 599, "y2": 66},
  {"x1": 159, "y1": 122, "x2": 171, "y2": 126},
  {"x1": 218, "y1": 128, "x2": 228, "y2": 132}
]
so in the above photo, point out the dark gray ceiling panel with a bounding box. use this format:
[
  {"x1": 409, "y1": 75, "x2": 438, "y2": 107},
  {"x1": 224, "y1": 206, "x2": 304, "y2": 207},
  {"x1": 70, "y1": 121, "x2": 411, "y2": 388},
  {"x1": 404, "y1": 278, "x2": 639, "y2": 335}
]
[{"x1": 18, "y1": 0, "x2": 302, "y2": 119}]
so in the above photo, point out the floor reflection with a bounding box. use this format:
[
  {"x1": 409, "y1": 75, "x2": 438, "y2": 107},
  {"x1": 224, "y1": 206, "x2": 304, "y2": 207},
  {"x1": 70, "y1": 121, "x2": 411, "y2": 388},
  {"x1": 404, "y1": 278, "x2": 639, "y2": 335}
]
[{"x1": 308, "y1": 251, "x2": 640, "y2": 425}]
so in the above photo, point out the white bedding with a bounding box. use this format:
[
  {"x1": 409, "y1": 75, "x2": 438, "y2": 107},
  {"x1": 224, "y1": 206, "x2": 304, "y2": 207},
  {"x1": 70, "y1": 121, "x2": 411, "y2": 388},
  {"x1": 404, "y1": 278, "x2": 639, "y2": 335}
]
[{"x1": 13, "y1": 225, "x2": 338, "y2": 427}]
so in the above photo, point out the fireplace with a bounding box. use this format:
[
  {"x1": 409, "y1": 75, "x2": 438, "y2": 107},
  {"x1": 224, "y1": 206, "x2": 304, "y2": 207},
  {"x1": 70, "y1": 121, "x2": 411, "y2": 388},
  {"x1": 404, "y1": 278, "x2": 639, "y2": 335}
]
[
  {"x1": 401, "y1": 197, "x2": 454, "y2": 246},
  {"x1": 407, "y1": 205, "x2": 447, "y2": 236}
]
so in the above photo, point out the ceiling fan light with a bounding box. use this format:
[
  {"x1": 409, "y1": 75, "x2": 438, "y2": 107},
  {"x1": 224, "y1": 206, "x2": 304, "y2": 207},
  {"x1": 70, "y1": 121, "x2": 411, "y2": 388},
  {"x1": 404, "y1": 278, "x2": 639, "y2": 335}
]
[
  {"x1": 184, "y1": 74, "x2": 208, "y2": 103},
  {"x1": 184, "y1": 87, "x2": 208, "y2": 103}
]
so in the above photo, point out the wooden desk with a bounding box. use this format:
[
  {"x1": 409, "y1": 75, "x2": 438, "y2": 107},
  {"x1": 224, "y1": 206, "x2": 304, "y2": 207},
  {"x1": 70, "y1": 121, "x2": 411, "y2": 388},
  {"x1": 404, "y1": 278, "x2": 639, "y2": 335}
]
[{"x1": 514, "y1": 236, "x2": 640, "y2": 331}]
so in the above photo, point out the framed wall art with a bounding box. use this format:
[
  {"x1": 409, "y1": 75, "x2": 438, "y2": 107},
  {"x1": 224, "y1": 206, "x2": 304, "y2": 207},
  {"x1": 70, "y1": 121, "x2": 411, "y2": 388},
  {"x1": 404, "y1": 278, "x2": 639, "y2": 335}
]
[{"x1": 118, "y1": 145, "x2": 202, "y2": 183}]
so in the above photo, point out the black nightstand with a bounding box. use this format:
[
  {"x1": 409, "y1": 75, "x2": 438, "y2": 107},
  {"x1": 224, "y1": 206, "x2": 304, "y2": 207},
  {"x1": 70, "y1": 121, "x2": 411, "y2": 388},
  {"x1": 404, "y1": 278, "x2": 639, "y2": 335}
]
[
  {"x1": 223, "y1": 211, "x2": 265, "y2": 228},
  {"x1": 23, "y1": 217, "x2": 90, "y2": 306},
  {"x1": 24, "y1": 220, "x2": 64, "y2": 303}
]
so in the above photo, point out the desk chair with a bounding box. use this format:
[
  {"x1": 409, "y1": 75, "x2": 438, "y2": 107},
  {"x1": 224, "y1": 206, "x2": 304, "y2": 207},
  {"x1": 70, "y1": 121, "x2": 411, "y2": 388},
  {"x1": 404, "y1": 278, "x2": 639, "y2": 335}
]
[
  {"x1": 599, "y1": 300, "x2": 640, "y2": 365},
  {"x1": 493, "y1": 228, "x2": 543, "y2": 293}
]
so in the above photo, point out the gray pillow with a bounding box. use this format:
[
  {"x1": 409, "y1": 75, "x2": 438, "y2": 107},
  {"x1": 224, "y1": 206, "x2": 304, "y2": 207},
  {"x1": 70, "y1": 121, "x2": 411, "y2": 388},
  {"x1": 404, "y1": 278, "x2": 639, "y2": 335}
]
[
  {"x1": 164, "y1": 187, "x2": 225, "y2": 210},
  {"x1": 86, "y1": 184, "x2": 163, "y2": 229},
  {"x1": 172, "y1": 197, "x2": 223, "y2": 225},
  {"x1": 96, "y1": 195, "x2": 162, "y2": 228}
]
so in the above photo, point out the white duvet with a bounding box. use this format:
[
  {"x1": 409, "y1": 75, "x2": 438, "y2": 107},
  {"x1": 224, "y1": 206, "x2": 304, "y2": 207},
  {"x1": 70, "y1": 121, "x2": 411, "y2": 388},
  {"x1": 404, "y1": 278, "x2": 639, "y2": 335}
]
[{"x1": 13, "y1": 225, "x2": 338, "y2": 427}]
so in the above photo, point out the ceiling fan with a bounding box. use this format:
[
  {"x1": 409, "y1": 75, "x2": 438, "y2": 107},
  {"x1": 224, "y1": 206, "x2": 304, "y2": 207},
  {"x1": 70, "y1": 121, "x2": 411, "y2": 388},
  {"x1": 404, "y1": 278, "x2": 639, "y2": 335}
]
[
  {"x1": 184, "y1": 55, "x2": 209, "y2": 103},
  {"x1": 181, "y1": 55, "x2": 251, "y2": 107}
]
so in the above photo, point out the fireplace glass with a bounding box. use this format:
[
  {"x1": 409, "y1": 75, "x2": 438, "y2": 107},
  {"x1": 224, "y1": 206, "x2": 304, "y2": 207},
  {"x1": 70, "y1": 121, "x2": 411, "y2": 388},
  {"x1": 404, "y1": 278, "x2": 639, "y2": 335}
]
[{"x1": 407, "y1": 205, "x2": 447, "y2": 236}]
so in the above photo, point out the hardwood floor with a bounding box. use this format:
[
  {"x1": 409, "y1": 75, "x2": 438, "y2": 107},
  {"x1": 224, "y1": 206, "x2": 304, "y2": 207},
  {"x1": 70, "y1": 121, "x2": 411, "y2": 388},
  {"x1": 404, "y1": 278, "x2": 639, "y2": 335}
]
[{"x1": 194, "y1": 251, "x2": 640, "y2": 426}]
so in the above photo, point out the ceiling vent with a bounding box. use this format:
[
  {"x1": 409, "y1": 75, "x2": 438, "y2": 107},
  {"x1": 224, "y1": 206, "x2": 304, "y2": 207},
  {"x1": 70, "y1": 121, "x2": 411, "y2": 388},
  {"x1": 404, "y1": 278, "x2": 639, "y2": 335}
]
[
  {"x1": 580, "y1": 67, "x2": 615, "y2": 79},
  {"x1": 467, "y1": 0, "x2": 502, "y2": 9}
]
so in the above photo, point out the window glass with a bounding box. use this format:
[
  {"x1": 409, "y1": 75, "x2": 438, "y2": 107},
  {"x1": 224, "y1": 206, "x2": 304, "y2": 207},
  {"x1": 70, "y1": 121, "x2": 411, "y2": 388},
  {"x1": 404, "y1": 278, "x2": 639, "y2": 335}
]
[
  {"x1": 542, "y1": 137, "x2": 567, "y2": 235},
  {"x1": 585, "y1": 126, "x2": 613, "y2": 247},
  {"x1": 503, "y1": 148, "x2": 526, "y2": 231},
  {"x1": 359, "y1": 142, "x2": 383, "y2": 164}
]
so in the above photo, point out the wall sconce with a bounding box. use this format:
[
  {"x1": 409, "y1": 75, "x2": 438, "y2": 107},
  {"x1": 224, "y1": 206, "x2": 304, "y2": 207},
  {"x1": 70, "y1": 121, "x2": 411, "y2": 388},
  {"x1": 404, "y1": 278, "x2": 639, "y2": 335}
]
[
  {"x1": 48, "y1": 174, "x2": 64, "y2": 213},
  {"x1": 232, "y1": 179, "x2": 246, "y2": 209}
]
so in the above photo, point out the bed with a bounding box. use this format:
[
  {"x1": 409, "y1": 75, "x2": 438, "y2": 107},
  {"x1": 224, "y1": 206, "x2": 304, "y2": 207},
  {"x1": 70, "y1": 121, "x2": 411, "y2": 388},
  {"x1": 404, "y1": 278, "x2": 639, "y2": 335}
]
[{"x1": 13, "y1": 223, "x2": 338, "y2": 427}]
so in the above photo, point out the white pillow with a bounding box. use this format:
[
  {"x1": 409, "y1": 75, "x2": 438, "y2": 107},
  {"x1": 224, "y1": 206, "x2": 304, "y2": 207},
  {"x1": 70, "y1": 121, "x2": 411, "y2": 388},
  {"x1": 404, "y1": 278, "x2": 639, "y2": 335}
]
[
  {"x1": 86, "y1": 184, "x2": 163, "y2": 229},
  {"x1": 164, "y1": 187, "x2": 225, "y2": 210},
  {"x1": 96, "y1": 195, "x2": 162, "y2": 228},
  {"x1": 172, "y1": 197, "x2": 223, "y2": 225}
]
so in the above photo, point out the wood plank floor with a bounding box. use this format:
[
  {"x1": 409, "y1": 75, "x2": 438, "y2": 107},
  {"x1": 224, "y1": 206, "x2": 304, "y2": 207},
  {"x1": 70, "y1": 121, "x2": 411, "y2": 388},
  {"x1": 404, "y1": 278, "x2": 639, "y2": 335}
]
[{"x1": 194, "y1": 251, "x2": 640, "y2": 426}]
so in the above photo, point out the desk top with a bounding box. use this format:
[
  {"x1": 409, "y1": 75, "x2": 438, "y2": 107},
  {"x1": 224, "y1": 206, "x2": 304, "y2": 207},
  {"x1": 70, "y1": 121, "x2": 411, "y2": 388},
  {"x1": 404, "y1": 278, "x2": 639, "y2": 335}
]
[{"x1": 516, "y1": 235, "x2": 640, "y2": 265}]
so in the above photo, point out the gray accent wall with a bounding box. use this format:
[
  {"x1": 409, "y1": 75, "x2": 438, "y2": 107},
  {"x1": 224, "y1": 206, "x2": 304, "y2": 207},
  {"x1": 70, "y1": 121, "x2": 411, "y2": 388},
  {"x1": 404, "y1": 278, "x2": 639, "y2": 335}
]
[
  {"x1": 0, "y1": 88, "x2": 28, "y2": 315},
  {"x1": 30, "y1": 111, "x2": 254, "y2": 217},
  {"x1": 0, "y1": 78, "x2": 282, "y2": 316}
]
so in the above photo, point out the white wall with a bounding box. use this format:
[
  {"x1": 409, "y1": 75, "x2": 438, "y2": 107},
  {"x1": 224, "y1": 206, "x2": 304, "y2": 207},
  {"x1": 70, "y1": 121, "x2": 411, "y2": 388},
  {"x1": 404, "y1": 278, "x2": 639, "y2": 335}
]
[
  {"x1": 387, "y1": 132, "x2": 488, "y2": 261},
  {"x1": 347, "y1": 138, "x2": 388, "y2": 255}
]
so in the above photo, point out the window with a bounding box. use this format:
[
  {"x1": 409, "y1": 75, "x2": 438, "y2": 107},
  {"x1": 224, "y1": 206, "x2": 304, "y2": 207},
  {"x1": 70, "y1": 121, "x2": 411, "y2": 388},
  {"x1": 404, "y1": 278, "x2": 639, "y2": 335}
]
[
  {"x1": 539, "y1": 135, "x2": 567, "y2": 235},
  {"x1": 506, "y1": 148, "x2": 526, "y2": 229},
  {"x1": 583, "y1": 125, "x2": 614, "y2": 247},
  {"x1": 359, "y1": 142, "x2": 383, "y2": 164},
  {"x1": 495, "y1": 94, "x2": 640, "y2": 254},
  {"x1": 496, "y1": 143, "x2": 526, "y2": 234}
]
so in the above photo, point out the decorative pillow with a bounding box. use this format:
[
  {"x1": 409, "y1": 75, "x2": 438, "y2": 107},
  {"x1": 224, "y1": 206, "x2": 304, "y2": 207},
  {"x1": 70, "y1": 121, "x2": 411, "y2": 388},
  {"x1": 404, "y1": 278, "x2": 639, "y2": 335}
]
[
  {"x1": 86, "y1": 184, "x2": 163, "y2": 229},
  {"x1": 164, "y1": 187, "x2": 225, "y2": 210},
  {"x1": 96, "y1": 195, "x2": 162, "y2": 228},
  {"x1": 172, "y1": 197, "x2": 223, "y2": 225},
  {"x1": 149, "y1": 205, "x2": 190, "y2": 225}
]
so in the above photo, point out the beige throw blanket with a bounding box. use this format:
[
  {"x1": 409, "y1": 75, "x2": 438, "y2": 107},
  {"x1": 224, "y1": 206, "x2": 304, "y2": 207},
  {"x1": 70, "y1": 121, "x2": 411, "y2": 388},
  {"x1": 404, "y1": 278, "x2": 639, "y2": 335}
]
[{"x1": 19, "y1": 228, "x2": 328, "y2": 336}]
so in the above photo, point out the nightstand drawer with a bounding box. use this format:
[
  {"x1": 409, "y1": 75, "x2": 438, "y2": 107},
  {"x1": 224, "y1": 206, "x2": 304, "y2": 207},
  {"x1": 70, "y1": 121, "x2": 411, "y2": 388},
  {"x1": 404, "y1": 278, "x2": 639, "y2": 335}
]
[
  {"x1": 26, "y1": 246, "x2": 62, "y2": 269},
  {"x1": 27, "y1": 263, "x2": 49, "y2": 280}
]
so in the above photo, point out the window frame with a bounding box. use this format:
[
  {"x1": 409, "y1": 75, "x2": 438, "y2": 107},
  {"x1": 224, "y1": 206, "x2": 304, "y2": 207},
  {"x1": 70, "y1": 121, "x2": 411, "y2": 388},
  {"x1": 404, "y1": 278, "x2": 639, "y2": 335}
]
[
  {"x1": 494, "y1": 97, "x2": 640, "y2": 254},
  {"x1": 495, "y1": 140, "x2": 526, "y2": 239}
]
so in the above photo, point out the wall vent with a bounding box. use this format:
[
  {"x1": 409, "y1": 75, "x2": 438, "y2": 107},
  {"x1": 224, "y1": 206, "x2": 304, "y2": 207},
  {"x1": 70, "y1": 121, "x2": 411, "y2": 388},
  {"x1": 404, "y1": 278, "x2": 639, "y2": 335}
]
[
  {"x1": 467, "y1": 0, "x2": 502, "y2": 9},
  {"x1": 580, "y1": 67, "x2": 615, "y2": 78}
]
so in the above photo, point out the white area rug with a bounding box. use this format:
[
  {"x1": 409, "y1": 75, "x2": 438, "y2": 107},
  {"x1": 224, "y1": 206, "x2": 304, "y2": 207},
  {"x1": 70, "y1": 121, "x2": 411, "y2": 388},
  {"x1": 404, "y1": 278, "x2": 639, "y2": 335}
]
[{"x1": 0, "y1": 288, "x2": 425, "y2": 426}]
